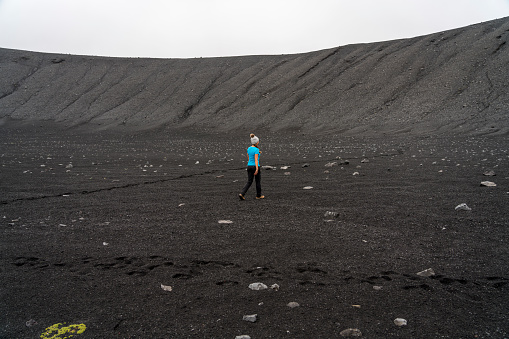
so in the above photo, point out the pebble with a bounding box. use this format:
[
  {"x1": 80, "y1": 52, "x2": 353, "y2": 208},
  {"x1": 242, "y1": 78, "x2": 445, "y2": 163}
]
[
  {"x1": 26, "y1": 319, "x2": 37, "y2": 327},
  {"x1": 324, "y1": 211, "x2": 339, "y2": 219},
  {"x1": 160, "y1": 284, "x2": 172, "y2": 292},
  {"x1": 218, "y1": 220, "x2": 233, "y2": 224},
  {"x1": 287, "y1": 302, "x2": 300, "y2": 308},
  {"x1": 270, "y1": 283, "x2": 280, "y2": 291},
  {"x1": 394, "y1": 318, "x2": 408, "y2": 326},
  {"x1": 235, "y1": 336, "x2": 251, "y2": 339},
  {"x1": 248, "y1": 282, "x2": 268, "y2": 290},
  {"x1": 280, "y1": 166, "x2": 291, "y2": 170},
  {"x1": 455, "y1": 203, "x2": 471, "y2": 211},
  {"x1": 302, "y1": 163, "x2": 310, "y2": 168},
  {"x1": 416, "y1": 268, "x2": 435, "y2": 277},
  {"x1": 303, "y1": 186, "x2": 313, "y2": 190},
  {"x1": 339, "y1": 328, "x2": 362, "y2": 336},
  {"x1": 483, "y1": 170, "x2": 496, "y2": 176},
  {"x1": 480, "y1": 181, "x2": 496, "y2": 187},
  {"x1": 243, "y1": 314, "x2": 257, "y2": 323}
]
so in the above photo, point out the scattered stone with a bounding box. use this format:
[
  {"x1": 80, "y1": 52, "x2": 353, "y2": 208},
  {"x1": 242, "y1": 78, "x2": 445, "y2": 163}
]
[
  {"x1": 339, "y1": 160, "x2": 350, "y2": 165},
  {"x1": 324, "y1": 211, "x2": 339, "y2": 219},
  {"x1": 280, "y1": 166, "x2": 291, "y2": 170},
  {"x1": 248, "y1": 282, "x2": 268, "y2": 290},
  {"x1": 65, "y1": 163, "x2": 73, "y2": 169},
  {"x1": 236, "y1": 336, "x2": 251, "y2": 339},
  {"x1": 455, "y1": 203, "x2": 471, "y2": 211},
  {"x1": 215, "y1": 175, "x2": 224, "y2": 178},
  {"x1": 270, "y1": 283, "x2": 280, "y2": 291},
  {"x1": 302, "y1": 163, "x2": 310, "y2": 168},
  {"x1": 483, "y1": 170, "x2": 496, "y2": 176},
  {"x1": 262, "y1": 165, "x2": 275, "y2": 170},
  {"x1": 324, "y1": 170, "x2": 330, "y2": 174},
  {"x1": 178, "y1": 203, "x2": 185, "y2": 207},
  {"x1": 243, "y1": 314, "x2": 257, "y2": 323},
  {"x1": 303, "y1": 186, "x2": 313, "y2": 190},
  {"x1": 353, "y1": 172, "x2": 359, "y2": 176},
  {"x1": 352, "y1": 305, "x2": 361, "y2": 308},
  {"x1": 325, "y1": 162, "x2": 337, "y2": 167},
  {"x1": 160, "y1": 284, "x2": 172, "y2": 292},
  {"x1": 26, "y1": 319, "x2": 37, "y2": 327},
  {"x1": 287, "y1": 302, "x2": 300, "y2": 308},
  {"x1": 102, "y1": 242, "x2": 109, "y2": 246},
  {"x1": 480, "y1": 181, "x2": 496, "y2": 187},
  {"x1": 284, "y1": 172, "x2": 291, "y2": 175},
  {"x1": 416, "y1": 268, "x2": 435, "y2": 277},
  {"x1": 218, "y1": 220, "x2": 233, "y2": 224},
  {"x1": 361, "y1": 159, "x2": 370, "y2": 163},
  {"x1": 394, "y1": 318, "x2": 408, "y2": 326},
  {"x1": 339, "y1": 328, "x2": 362, "y2": 336},
  {"x1": 373, "y1": 286, "x2": 383, "y2": 291}
]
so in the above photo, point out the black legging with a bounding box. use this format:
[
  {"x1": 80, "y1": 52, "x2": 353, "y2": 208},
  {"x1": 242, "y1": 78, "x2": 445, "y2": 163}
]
[{"x1": 241, "y1": 166, "x2": 261, "y2": 197}]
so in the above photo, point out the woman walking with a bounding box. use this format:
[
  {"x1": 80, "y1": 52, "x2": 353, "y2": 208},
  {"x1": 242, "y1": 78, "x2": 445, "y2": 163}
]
[{"x1": 239, "y1": 133, "x2": 265, "y2": 200}]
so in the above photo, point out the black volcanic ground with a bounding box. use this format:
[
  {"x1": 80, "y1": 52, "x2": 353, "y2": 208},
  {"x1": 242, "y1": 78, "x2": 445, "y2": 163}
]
[{"x1": 1, "y1": 18, "x2": 508, "y2": 339}]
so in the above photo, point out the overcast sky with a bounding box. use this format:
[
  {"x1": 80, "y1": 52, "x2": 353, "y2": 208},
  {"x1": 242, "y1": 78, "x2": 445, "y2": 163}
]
[{"x1": 0, "y1": 0, "x2": 508, "y2": 59}]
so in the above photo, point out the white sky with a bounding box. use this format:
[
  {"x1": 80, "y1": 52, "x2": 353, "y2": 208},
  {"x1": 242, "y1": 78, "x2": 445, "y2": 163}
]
[{"x1": 0, "y1": 0, "x2": 508, "y2": 59}]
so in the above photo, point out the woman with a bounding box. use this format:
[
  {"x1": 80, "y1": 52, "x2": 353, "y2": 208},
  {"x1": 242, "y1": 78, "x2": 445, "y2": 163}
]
[{"x1": 239, "y1": 133, "x2": 265, "y2": 200}]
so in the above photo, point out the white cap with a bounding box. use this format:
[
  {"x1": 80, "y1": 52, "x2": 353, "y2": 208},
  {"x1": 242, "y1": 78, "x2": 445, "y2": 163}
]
[{"x1": 251, "y1": 136, "x2": 259, "y2": 144}]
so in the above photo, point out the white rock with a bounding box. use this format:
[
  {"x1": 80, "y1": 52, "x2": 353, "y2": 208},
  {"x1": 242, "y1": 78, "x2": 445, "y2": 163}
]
[
  {"x1": 242, "y1": 314, "x2": 257, "y2": 323},
  {"x1": 416, "y1": 268, "x2": 435, "y2": 277},
  {"x1": 324, "y1": 211, "x2": 339, "y2": 219},
  {"x1": 353, "y1": 172, "x2": 359, "y2": 176},
  {"x1": 303, "y1": 186, "x2": 313, "y2": 190},
  {"x1": 218, "y1": 220, "x2": 233, "y2": 224},
  {"x1": 248, "y1": 282, "x2": 268, "y2": 290},
  {"x1": 160, "y1": 284, "x2": 172, "y2": 292},
  {"x1": 235, "y1": 336, "x2": 251, "y2": 339},
  {"x1": 455, "y1": 203, "x2": 472, "y2": 211},
  {"x1": 287, "y1": 302, "x2": 300, "y2": 308},
  {"x1": 480, "y1": 181, "x2": 496, "y2": 187},
  {"x1": 394, "y1": 318, "x2": 407, "y2": 326}
]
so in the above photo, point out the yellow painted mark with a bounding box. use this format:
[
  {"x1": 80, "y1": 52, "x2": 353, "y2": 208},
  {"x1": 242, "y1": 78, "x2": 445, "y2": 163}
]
[{"x1": 40, "y1": 323, "x2": 86, "y2": 339}]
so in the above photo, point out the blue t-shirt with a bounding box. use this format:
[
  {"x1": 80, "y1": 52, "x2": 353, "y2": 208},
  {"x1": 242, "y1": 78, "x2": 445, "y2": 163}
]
[{"x1": 247, "y1": 146, "x2": 260, "y2": 166}]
